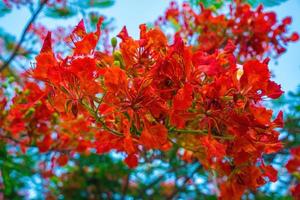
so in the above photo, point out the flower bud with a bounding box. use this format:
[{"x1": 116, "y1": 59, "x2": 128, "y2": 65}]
[
  {"x1": 113, "y1": 50, "x2": 122, "y2": 61},
  {"x1": 35, "y1": 100, "x2": 42, "y2": 106},
  {"x1": 113, "y1": 51, "x2": 125, "y2": 69},
  {"x1": 24, "y1": 89, "x2": 30, "y2": 96},
  {"x1": 111, "y1": 37, "x2": 117, "y2": 48},
  {"x1": 1, "y1": 82, "x2": 8, "y2": 89},
  {"x1": 8, "y1": 76, "x2": 15, "y2": 83},
  {"x1": 15, "y1": 87, "x2": 21, "y2": 94},
  {"x1": 114, "y1": 60, "x2": 121, "y2": 67},
  {"x1": 52, "y1": 112, "x2": 59, "y2": 124},
  {"x1": 24, "y1": 107, "x2": 35, "y2": 118}
]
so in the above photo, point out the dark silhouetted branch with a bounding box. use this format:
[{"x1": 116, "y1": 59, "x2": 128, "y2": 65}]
[{"x1": 0, "y1": 0, "x2": 48, "y2": 73}]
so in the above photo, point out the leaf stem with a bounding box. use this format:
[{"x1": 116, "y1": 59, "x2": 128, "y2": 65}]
[
  {"x1": 79, "y1": 99, "x2": 123, "y2": 137},
  {"x1": 169, "y1": 128, "x2": 234, "y2": 140}
]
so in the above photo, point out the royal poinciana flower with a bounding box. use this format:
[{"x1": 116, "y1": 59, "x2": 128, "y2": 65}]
[
  {"x1": 0, "y1": 13, "x2": 289, "y2": 198},
  {"x1": 156, "y1": 1, "x2": 299, "y2": 61},
  {"x1": 28, "y1": 15, "x2": 113, "y2": 56}
]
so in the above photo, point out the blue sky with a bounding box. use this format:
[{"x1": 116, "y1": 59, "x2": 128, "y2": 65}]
[{"x1": 0, "y1": 0, "x2": 299, "y2": 92}]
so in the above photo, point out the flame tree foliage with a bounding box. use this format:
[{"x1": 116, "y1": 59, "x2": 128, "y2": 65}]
[{"x1": 0, "y1": 0, "x2": 299, "y2": 199}]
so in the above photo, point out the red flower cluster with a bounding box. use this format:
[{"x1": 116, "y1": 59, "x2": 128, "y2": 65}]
[
  {"x1": 156, "y1": 1, "x2": 299, "y2": 61},
  {"x1": 286, "y1": 147, "x2": 300, "y2": 199},
  {"x1": 28, "y1": 17, "x2": 112, "y2": 55},
  {"x1": 0, "y1": 16, "x2": 286, "y2": 199}
]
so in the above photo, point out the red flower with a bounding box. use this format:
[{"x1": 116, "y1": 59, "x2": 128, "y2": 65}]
[
  {"x1": 140, "y1": 122, "x2": 168, "y2": 150},
  {"x1": 240, "y1": 60, "x2": 283, "y2": 99},
  {"x1": 124, "y1": 154, "x2": 138, "y2": 168},
  {"x1": 65, "y1": 17, "x2": 103, "y2": 55},
  {"x1": 286, "y1": 147, "x2": 300, "y2": 173}
]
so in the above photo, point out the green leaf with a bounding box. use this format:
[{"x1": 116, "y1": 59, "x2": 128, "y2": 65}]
[
  {"x1": 0, "y1": 28, "x2": 16, "y2": 51},
  {"x1": 44, "y1": 6, "x2": 77, "y2": 19},
  {"x1": 189, "y1": 0, "x2": 288, "y2": 8},
  {"x1": 189, "y1": 0, "x2": 225, "y2": 9},
  {"x1": 169, "y1": 18, "x2": 181, "y2": 32},
  {"x1": 0, "y1": 2, "x2": 11, "y2": 17},
  {"x1": 0, "y1": 143, "x2": 13, "y2": 197},
  {"x1": 77, "y1": 0, "x2": 115, "y2": 8},
  {"x1": 245, "y1": 0, "x2": 288, "y2": 7}
]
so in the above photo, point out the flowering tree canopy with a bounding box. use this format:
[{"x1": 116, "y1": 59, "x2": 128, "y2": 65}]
[{"x1": 0, "y1": 0, "x2": 299, "y2": 199}]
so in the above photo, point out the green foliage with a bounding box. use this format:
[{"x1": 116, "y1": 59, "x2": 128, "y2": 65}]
[
  {"x1": 48, "y1": 154, "x2": 130, "y2": 199},
  {"x1": 276, "y1": 87, "x2": 300, "y2": 148},
  {"x1": 189, "y1": 0, "x2": 225, "y2": 9},
  {"x1": 45, "y1": 149, "x2": 217, "y2": 199},
  {"x1": 189, "y1": 0, "x2": 289, "y2": 8},
  {"x1": 0, "y1": 28, "x2": 16, "y2": 51},
  {"x1": 0, "y1": 144, "x2": 40, "y2": 199},
  {"x1": 44, "y1": 0, "x2": 115, "y2": 19},
  {"x1": 78, "y1": 0, "x2": 115, "y2": 8},
  {"x1": 246, "y1": 0, "x2": 289, "y2": 7},
  {"x1": 0, "y1": 2, "x2": 11, "y2": 17},
  {"x1": 44, "y1": 5, "x2": 77, "y2": 18}
]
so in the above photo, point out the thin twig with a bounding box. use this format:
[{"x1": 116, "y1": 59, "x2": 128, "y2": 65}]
[
  {"x1": 167, "y1": 165, "x2": 201, "y2": 200},
  {"x1": 0, "y1": 134, "x2": 71, "y2": 153},
  {"x1": 138, "y1": 163, "x2": 187, "y2": 197},
  {"x1": 0, "y1": 0, "x2": 48, "y2": 73},
  {"x1": 79, "y1": 99, "x2": 123, "y2": 137},
  {"x1": 121, "y1": 174, "x2": 130, "y2": 200},
  {"x1": 169, "y1": 129, "x2": 234, "y2": 140}
]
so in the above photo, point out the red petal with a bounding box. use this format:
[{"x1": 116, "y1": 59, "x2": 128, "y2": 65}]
[
  {"x1": 72, "y1": 19, "x2": 87, "y2": 38},
  {"x1": 286, "y1": 159, "x2": 300, "y2": 173},
  {"x1": 290, "y1": 32, "x2": 299, "y2": 42},
  {"x1": 118, "y1": 26, "x2": 130, "y2": 41},
  {"x1": 57, "y1": 154, "x2": 69, "y2": 166},
  {"x1": 140, "y1": 123, "x2": 168, "y2": 150},
  {"x1": 267, "y1": 81, "x2": 283, "y2": 99},
  {"x1": 124, "y1": 136, "x2": 136, "y2": 154},
  {"x1": 40, "y1": 32, "x2": 52, "y2": 53},
  {"x1": 273, "y1": 111, "x2": 284, "y2": 128},
  {"x1": 282, "y1": 17, "x2": 292, "y2": 25},
  {"x1": 173, "y1": 83, "x2": 193, "y2": 110},
  {"x1": 262, "y1": 165, "x2": 278, "y2": 182},
  {"x1": 124, "y1": 154, "x2": 138, "y2": 168}
]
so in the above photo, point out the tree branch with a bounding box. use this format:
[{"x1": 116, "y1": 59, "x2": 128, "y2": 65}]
[
  {"x1": 167, "y1": 165, "x2": 201, "y2": 200},
  {"x1": 121, "y1": 173, "x2": 130, "y2": 200},
  {"x1": 0, "y1": 0, "x2": 48, "y2": 73},
  {"x1": 169, "y1": 129, "x2": 234, "y2": 140},
  {"x1": 138, "y1": 163, "x2": 187, "y2": 197}
]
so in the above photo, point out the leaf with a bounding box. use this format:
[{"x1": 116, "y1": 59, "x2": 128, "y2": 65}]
[
  {"x1": 0, "y1": 143, "x2": 13, "y2": 196},
  {"x1": 44, "y1": 5, "x2": 77, "y2": 19},
  {"x1": 246, "y1": 0, "x2": 288, "y2": 7},
  {"x1": 0, "y1": 2, "x2": 11, "y2": 17},
  {"x1": 189, "y1": 0, "x2": 225, "y2": 9},
  {"x1": 189, "y1": 0, "x2": 288, "y2": 8},
  {"x1": 77, "y1": 0, "x2": 115, "y2": 8},
  {"x1": 0, "y1": 28, "x2": 16, "y2": 51}
]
